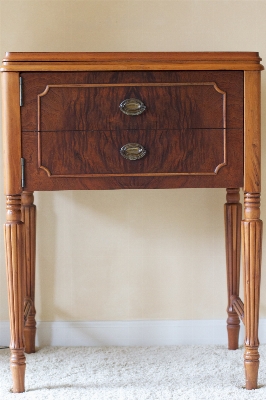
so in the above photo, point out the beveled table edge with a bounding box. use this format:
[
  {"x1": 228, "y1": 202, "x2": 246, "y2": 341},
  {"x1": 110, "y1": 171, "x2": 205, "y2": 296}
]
[{"x1": 1, "y1": 51, "x2": 264, "y2": 71}]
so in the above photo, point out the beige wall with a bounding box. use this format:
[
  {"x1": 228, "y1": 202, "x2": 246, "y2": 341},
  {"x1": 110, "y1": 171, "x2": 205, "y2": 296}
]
[{"x1": 0, "y1": 0, "x2": 266, "y2": 322}]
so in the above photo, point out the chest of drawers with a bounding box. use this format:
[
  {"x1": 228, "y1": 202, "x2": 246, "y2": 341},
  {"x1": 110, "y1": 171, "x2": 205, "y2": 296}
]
[{"x1": 1, "y1": 52, "x2": 263, "y2": 392}]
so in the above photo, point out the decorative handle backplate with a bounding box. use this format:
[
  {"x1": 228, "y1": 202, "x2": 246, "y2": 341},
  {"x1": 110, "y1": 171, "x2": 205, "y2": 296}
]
[
  {"x1": 120, "y1": 143, "x2": 146, "y2": 161},
  {"x1": 119, "y1": 98, "x2": 146, "y2": 116}
]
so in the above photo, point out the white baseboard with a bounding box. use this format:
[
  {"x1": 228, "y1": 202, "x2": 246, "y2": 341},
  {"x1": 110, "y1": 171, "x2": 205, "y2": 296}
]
[
  {"x1": 1, "y1": 319, "x2": 266, "y2": 347},
  {"x1": 2, "y1": 319, "x2": 261, "y2": 347},
  {"x1": 35, "y1": 320, "x2": 242, "y2": 347},
  {"x1": 0, "y1": 322, "x2": 10, "y2": 347}
]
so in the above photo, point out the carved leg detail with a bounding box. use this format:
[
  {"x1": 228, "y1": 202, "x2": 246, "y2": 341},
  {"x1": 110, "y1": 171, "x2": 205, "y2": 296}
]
[
  {"x1": 4, "y1": 195, "x2": 26, "y2": 393},
  {"x1": 21, "y1": 191, "x2": 36, "y2": 354},
  {"x1": 242, "y1": 193, "x2": 262, "y2": 390},
  {"x1": 225, "y1": 188, "x2": 242, "y2": 350}
]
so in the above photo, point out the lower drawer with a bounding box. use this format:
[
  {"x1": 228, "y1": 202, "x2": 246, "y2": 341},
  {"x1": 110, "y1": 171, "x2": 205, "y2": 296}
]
[
  {"x1": 22, "y1": 128, "x2": 243, "y2": 190},
  {"x1": 36, "y1": 128, "x2": 226, "y2": 175}
]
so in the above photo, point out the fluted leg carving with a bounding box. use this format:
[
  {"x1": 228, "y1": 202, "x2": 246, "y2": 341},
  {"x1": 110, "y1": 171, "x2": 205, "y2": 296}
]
[
  {"x1": 4, "y1": 195, "x2": 26, "y2": 393},
  {"x1": 225, "y1": 188, "x2": 242, "y2": 350},
  {"x1": 242, "y1": 192, "x2": 262, "y2": 390},
  {"x1": 21, "y1": 191, "x2": 36, "y2": 354}
]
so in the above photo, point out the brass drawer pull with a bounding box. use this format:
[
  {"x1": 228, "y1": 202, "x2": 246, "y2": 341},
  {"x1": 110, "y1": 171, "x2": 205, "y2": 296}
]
[
  {"x1": 120, "y1": 143, "x2": 146, "y2": 160},
  {"x1": 119, "y1": 98, "x2": 146, "y2": 116}
]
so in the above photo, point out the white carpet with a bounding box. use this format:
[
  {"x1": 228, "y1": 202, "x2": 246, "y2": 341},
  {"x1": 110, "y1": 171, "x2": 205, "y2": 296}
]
[{"x1": 0, "y1": 345, "x2": 265, "y2": 399}]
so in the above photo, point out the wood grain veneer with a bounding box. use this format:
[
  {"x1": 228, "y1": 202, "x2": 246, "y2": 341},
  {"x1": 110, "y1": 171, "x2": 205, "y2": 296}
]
[{"x1": 19, "y1": 70, "x2": 243, "y2": 190}]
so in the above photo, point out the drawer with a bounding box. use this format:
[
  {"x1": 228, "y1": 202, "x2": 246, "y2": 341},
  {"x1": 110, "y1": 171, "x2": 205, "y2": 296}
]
[
  {"x1": 22, "y1": 126, "x2": 243, "y2": 189},
  {"x1": 36, "y1": 83, "x2": 225, "y2": 131},
  {"x1": 32, "y1": 128, "x2": 226, "y2": 176},
  {"x1": 21, "y1": 71, "x2": 243, "y2": 131}
]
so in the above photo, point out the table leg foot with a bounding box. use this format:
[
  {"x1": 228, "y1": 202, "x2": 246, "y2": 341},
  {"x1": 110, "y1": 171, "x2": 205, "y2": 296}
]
[
  {"x1": 10, "y1": 349, "x2": 26, "y2": 393},
  {"x1": 244, "y1": 346, "x2": 259, "y2": 390}
]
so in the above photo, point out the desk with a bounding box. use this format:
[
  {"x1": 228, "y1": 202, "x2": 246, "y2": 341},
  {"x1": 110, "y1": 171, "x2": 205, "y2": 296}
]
[{"x1": 1, "y1": 52, "x2": 263, "y2": 392}]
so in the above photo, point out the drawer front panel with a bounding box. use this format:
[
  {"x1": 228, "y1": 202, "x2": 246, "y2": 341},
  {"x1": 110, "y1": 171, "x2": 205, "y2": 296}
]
[
  {"x1": 22, "y1": 128, "x2": 243, "y2": 190},
  {"x1": 21, "y1": 71, "x2": 243, "y2": 131},
  {"x1": 35, "y1": 129, "x2": 225, "y2": 176},
  {"x1": 37, "y1": 83, "x2": 225, "y2": 131}
]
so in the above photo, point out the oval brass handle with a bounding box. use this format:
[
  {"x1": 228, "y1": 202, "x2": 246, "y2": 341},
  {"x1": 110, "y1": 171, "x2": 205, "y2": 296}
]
[
  {"x1": 119, "y1": 98, "x2": 146, "y2": 116},
  {"x1": 120, "y1": 143, "x2": 146, "y2": 160}
]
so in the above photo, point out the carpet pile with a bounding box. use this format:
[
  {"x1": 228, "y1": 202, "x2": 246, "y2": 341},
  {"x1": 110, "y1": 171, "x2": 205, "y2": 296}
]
[{"x1": 0, "y1": 345, "x2": 265, "y2": 399}]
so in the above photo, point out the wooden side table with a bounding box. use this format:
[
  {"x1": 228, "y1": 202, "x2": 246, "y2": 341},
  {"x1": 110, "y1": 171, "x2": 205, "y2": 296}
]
[{"x1": 1, "y1": 52, "x2": 263, "y2": 392}]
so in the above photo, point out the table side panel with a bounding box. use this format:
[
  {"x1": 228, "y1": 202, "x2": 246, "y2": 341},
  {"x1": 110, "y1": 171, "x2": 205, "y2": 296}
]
[
  {"x1": 244, "y1": 71, "x2": 261, "y2": 193},
  {"x1": 2, "y1": 72, "x2": 22, "y2": 194}
]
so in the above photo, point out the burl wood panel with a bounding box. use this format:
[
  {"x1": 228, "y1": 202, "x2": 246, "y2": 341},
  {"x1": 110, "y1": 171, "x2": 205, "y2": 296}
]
[
  {"x1": 36, "y1": 128, "x2": 225, "y2": 177},
  {"x1": 21, "y1": 71, "x2": 243, "y2": 130},
  {"x1": 37, "y1": 83, "x2": 225, "y2": 131},
  {"x1": 21, "y1": 70, "x2": 243, "y2": 190},
  {"x1": 22, "y1": 130, "x2": 244, "y2": 190}
]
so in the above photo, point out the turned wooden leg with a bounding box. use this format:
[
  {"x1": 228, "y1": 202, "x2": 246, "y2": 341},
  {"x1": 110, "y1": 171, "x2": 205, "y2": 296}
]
[
  {"x1": 224, "y1": 188, "x2": 242, "y2": 350},
  {"x1": 21, "y1": 191, "x2": 36, "y2": 354},
  {"x1": 242, "y1": 193, "x2": 262, "y2": 390},
  {"x1": 4, "y1": 195, "x2": 26, "y2": 393}
]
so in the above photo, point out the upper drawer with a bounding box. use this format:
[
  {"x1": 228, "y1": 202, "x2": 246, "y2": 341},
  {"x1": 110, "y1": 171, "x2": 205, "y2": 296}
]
[
  {"x1": 20, "y1": 71, "x2": 243, "y2": 131},
  {"x1": 37, "y1": 83, "x2": 225, "y2": 131}
]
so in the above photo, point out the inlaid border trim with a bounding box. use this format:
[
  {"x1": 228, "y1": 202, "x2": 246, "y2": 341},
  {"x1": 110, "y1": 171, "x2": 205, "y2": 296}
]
[{"x1": 37, "y1": 82, "x2": 226, "y2": 178}]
